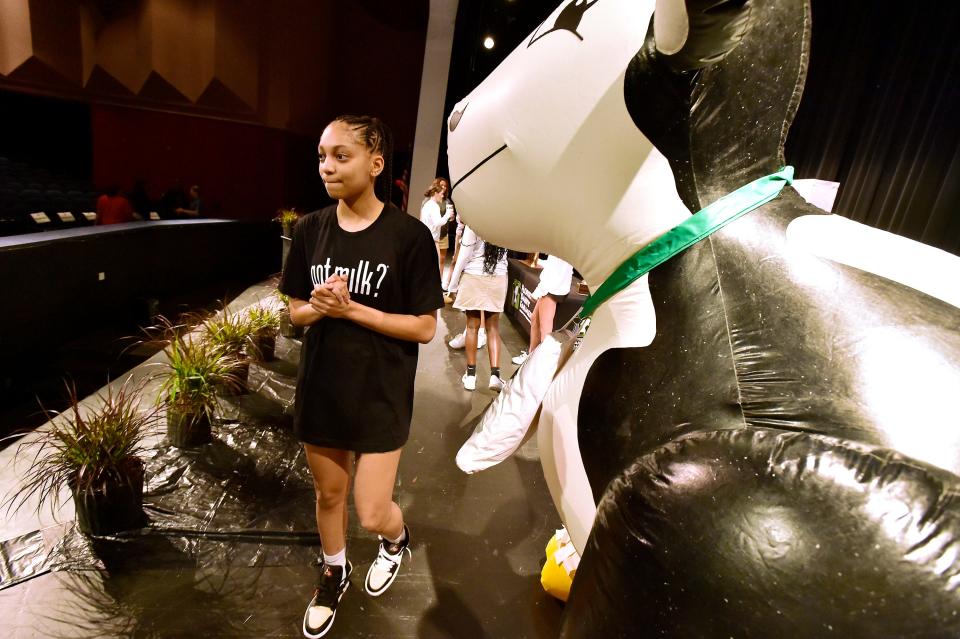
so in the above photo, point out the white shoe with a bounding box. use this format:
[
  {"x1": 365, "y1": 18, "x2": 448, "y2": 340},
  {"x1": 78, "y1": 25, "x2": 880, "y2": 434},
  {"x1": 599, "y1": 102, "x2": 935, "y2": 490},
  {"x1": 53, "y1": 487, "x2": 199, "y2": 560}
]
[
  {"x1": 461, "y1": 372, "x2": 476, "y2": 391},
  {"x1": 364, "y1": 526, "x2": 411, "y2": 597},
  {"x1": 511, "y1": 350, "x2": 528, "y2": 365},
  {"x1": 448, "y1": 328, "x2": 486, "y2": 350},
  {"x1": 488, "y1": 375, "x2": 504, "y2": 392},
  {"x1": 448, "y1": 331, "x2": 466, "y2": 349}
]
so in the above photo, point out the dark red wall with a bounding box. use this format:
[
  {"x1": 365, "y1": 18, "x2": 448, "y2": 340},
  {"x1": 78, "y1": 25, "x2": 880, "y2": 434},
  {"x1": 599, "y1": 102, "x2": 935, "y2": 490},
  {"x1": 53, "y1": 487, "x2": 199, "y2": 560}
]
[{"x1": 91, "y1": 105, "x2": 290, "y2": 220}]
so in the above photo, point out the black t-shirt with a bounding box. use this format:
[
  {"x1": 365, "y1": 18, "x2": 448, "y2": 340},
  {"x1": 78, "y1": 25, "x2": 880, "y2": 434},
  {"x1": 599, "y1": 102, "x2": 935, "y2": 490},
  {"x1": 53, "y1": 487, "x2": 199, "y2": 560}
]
[{"x1": 279, "y1": 203, "x2": 443, "y2": 452}]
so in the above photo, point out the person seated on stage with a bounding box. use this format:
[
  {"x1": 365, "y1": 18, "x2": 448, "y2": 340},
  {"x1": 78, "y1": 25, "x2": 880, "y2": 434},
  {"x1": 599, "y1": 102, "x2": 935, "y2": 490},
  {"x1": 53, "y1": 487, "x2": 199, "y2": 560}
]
[
  {"x1": 175, "y1": 184, "x2": 202, "y2": 217},
  {"x1": 95, "y1": 185, "x2": 134, "y2": 225},
  {"x1": 512, "y1": 254, "x2": 574, "y2": 365},
  {"x1": 128, "y1": 180, "x2": 153, "y2": 221}
]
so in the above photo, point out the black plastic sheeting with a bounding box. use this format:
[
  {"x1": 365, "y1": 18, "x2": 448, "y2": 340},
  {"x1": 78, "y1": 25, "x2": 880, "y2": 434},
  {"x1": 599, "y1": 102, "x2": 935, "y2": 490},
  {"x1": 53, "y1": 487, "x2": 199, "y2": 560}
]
[
  {"x1": 0, "y1": 531, "x2": 51, "y2": 590},
  {"x1": 2, "y1": 337, "x2": 321, "y2": 589}
]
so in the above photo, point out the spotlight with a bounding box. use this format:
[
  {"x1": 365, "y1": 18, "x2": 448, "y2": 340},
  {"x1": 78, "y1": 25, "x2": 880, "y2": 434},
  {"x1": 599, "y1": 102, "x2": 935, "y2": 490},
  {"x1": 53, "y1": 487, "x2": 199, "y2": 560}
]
[{"x1": 483, "y1": 36, "x2": 495, "y2": 50}]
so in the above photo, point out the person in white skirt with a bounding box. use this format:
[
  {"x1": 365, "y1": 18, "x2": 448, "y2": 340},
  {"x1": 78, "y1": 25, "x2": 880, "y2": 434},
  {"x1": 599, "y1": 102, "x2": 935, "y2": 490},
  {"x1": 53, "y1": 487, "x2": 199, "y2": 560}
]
[
  {"x1": 512, "y1": 254, "x2": 574, "y2": 365},
  {"x1": 445, "y1": 210, "x2": 486, "y2": 349},
  {"x1": 447, "y1": 225, "x2": 508, "y2": 391}
]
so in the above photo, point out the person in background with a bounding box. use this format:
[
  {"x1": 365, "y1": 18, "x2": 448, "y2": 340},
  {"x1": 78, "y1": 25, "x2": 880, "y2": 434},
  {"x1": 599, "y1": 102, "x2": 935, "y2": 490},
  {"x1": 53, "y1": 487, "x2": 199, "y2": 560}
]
[
  {"x1": 446, "y1": 224, "x2": 508, "y2": 391},
  {"x1": 393, "y1": 168, "x2": 409, "y2": 212},
  {"x1": 445, "y1": 209, "x2": 487, "y2": 349},
  {"x1": 175, "y1": 184, "x2": 202, "y2": 217},
  {"x1": 128, "y1": 180, "x2": 152, "y2": 221},
  {"x1": 95, "y1": 185, "x2": 134, "y2": 225},
  {"x1": 512, "y1": 254, "x2": 574, "y2": 365},
  {"x1": 419, "y1": 178, "x2": 452, "y2": 276}
]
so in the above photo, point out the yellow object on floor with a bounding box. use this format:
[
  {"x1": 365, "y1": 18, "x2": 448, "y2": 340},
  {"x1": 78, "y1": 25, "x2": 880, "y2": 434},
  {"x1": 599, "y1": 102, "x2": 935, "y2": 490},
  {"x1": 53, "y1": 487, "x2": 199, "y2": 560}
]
[{"x1": 540, "y1": 527, "x2": 580, "y2": 602}]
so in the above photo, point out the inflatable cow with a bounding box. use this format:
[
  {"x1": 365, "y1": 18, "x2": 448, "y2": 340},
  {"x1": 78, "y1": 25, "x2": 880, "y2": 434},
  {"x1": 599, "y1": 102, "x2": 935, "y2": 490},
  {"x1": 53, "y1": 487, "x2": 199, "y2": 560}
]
[{"x1": 447, "y1": 0, "x2": 960, "y2": 636}]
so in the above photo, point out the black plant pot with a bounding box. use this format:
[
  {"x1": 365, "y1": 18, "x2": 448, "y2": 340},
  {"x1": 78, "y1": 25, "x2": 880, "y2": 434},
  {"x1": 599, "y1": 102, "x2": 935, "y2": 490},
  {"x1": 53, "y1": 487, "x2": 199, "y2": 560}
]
[
  {"x1": 217, "y1": 359, "x2": 249, "y2": 396},
  {"x1": 251, "y1": 334, "x2": 276, "y2": 362},
  {"x1": 71, "y1": 457, "x2": 145, "y2": 536},
  {"x1": 279, "y1": 311, "x2": 303, "y2": 339},
  {"x1": 167, "y1": 405, "x2": 213, "y2": 447}
]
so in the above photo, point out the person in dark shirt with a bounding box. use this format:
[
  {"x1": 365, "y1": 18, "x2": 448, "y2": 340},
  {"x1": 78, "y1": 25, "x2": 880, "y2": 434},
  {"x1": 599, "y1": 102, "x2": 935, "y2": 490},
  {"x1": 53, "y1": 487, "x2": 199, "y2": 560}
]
[
  {"x1": 128, "y1": 180, "x2": 152, "y2": 221},
  {"x1": 279, "y1": 115, "x2": 443, "y2": 638},
  {"x1": 175, "y1": 184, "x2": 201, "y2": 217}
]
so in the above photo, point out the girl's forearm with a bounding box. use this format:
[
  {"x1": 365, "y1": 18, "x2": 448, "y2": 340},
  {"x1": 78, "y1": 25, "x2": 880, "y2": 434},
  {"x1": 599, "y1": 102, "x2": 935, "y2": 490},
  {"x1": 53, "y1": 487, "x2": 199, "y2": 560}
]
[
  {"x1": 344, "y1": 303, "x2": 437, "y2": 344},
  {"x1": 289, "y1": 298, "x2": 325, "y2": 326}
]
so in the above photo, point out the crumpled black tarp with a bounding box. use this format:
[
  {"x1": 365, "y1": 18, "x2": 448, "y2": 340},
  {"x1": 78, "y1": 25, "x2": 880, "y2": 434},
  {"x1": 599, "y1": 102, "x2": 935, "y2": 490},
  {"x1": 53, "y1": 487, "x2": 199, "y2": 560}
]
[{"x1": 3, "y1": 335, "x2": 323, "y2": 588}]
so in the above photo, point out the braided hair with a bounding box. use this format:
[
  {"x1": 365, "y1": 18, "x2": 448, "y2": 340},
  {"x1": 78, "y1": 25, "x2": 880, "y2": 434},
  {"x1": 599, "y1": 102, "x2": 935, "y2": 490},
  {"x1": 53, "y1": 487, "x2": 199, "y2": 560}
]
[
  {"x1": 331, "y1": 115, "x2": 394, "y2": 205},
  {"x1": 482, "y1": 241, "x2": 507, "y2": 275}
]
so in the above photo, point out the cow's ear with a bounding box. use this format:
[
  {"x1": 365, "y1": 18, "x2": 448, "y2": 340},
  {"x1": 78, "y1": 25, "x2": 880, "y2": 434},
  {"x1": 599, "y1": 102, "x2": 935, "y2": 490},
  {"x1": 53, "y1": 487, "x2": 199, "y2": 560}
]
[{"x1": 654, "y1": 0, "x2": 753, "y2": 71}]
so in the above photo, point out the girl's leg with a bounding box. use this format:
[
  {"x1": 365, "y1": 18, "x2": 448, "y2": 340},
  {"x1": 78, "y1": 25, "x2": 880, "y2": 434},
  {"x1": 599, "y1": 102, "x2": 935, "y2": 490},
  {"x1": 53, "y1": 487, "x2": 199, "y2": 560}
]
[
  {"x1": 353, "y1": 448, "x2": 404, "y2": 540},
  {"x1": 538, "y1": 295, "x2": 558, "y2": 345},
  {"x1": 301, "y1": 445, "x2": 352, "y2": 636},
  {"x1": 465, "y1": 310, "x2": 482, "y2": 367},
  {"x1": 439, "y1": 247, "x2": 447, "y2": 277},
  {"x1": 355, "y1": 448, "x2": 411, "y2": 596},
  {"x1": 485, "y1": 312, "x2": 501, "y2": 369},
  {"x1": 303, "y1": 444, "x2": 352, "y2": 555},
  {"x1": 529, "y1": 298, "x2": 544, "y2": 353}
]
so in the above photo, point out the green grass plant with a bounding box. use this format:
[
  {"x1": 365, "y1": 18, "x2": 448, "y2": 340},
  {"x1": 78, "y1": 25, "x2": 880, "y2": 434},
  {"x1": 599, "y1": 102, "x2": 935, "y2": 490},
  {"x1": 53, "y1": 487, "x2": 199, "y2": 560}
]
[
  {"x1": 3, "y1": 377, "x2": 158, "y2": 516},
  {"x1": 247, "y1": 304, "x2": 281, "y2": 335},
  {"x1": 202, "y1": 301, "x2": 257, "y2": 357},
  {"x1": 155, "y1": 317, "x2": 244, "y2": 414}
]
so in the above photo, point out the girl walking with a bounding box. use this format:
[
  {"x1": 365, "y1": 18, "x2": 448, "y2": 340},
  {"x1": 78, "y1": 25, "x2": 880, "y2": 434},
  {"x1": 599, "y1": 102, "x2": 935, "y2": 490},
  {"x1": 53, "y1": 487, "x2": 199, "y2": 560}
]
[
  {"x1": 446, "y1": 225, "x2": 509, "y2": 391},
  {"x1": 280, "y1": 115, "x2": 444, "y2": 638}
]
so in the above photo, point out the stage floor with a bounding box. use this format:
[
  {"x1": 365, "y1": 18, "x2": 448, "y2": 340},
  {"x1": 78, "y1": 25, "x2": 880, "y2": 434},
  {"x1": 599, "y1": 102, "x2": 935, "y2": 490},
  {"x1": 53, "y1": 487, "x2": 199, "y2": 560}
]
[{"x1": 0, "y1": 282, "x2": 564, "y2": 638}]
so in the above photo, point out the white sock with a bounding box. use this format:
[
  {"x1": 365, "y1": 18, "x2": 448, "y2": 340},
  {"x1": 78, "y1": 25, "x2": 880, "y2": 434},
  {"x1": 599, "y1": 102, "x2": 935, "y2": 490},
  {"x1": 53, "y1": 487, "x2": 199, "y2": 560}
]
[
  {"x1": 322, "y1": 548, "x2": 347, "y2": 580},
  {"x1": 386, "y1": 527, "x2": 406, "y2": 545}
]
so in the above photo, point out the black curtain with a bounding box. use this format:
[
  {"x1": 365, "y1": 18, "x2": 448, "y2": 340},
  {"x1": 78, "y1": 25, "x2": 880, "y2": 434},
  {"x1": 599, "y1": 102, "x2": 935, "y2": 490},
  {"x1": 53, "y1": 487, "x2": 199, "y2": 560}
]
[{"x1": 786, "y1": 0, "x2": 960, "y2": 255}]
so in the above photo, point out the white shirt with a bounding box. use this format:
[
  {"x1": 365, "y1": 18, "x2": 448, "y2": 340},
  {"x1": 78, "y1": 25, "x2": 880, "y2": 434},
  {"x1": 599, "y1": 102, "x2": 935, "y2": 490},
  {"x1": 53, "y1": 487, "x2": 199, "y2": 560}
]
[
  {"x1": 419, "y1": 198, "x2": 452, "y2": 241},
  {"x1": 532, "y1": 255, "x2": 574, "y2": 299},
  {"x1": 447, "y1": 225, "x2": 508, "y2": 290}
]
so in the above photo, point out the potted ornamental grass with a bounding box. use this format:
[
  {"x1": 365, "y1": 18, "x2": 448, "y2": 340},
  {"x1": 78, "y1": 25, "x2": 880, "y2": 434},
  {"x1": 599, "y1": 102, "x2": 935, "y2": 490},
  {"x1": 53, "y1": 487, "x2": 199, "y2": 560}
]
[
  {"x1": 202, "y1": 302, "x2": 258, "y2": 395},
  {"x1": 153, "y1": 318, "x2": 244, "y2": 447},
  {"x1": 274, "y1": 208, "x2": 300, "y2": 237},
  {"x1": 4, "y1": 378, "x2": 158, "y2": 536},
  {"x1": 276, "y1": 291, "x2": 304, "y2": 339},
  {"x1": 246, "y1": 304, "x2": 281, "y2": 362}
]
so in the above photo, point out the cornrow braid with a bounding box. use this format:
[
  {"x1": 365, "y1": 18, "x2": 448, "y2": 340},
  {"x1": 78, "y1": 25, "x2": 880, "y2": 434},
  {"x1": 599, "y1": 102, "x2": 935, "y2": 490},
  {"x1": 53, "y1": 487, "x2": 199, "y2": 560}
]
[{"x1": 332, "y1": 114, "x2": 394, "y2": 205}]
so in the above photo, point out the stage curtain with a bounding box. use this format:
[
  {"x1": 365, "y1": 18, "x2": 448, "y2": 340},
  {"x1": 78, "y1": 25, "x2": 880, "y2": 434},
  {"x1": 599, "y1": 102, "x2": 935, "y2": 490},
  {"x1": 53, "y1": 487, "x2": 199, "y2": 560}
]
[{"x1": 786, "y1": 0, "x2": 960, "y2": 256}]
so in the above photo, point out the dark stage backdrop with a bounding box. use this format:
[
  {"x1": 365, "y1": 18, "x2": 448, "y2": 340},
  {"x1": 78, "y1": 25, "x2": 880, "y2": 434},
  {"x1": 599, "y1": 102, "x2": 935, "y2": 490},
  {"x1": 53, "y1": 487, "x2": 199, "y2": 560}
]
[
  {"x1": 0, "y1": 90, "x2": 91, "y2": 180},
  {"x1": 90, "y1": 105, "x2": 314, "y2": 220},
  {"x1": 786, "y1": 0, "x2": 960, "y2": 256}
]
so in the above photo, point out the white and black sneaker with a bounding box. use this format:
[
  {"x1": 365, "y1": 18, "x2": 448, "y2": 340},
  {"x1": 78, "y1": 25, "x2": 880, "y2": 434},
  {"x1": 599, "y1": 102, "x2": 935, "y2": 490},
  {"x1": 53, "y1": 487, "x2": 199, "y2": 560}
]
[
  {"x1": 364, "y1": 525, "x2": 411, "y2": 597},
  {"x1": 303, "y1": 560, "x2": 353, "y2": 638}
]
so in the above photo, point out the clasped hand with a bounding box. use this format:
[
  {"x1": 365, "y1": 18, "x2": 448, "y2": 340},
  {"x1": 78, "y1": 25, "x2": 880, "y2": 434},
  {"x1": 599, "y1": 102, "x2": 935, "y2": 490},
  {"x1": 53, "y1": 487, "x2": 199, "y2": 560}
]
[{"x1": 310, "y1": 274, "x2": 351, "y2": 318}]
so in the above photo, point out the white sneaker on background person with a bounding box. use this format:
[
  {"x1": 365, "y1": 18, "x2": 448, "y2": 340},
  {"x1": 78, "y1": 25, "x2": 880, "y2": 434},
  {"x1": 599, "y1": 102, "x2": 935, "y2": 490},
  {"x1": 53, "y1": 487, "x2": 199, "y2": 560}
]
[
  {"x1": 488, "y1": 375, "x2": 505, "y2": 392},
  {"x1": 448, "y1": 328, "x2": 486, "y2": 350},
  {"x1": 511, "y1": 350, "x2": 528, "y2": 365},
  {"x1": 462, "y1": 372, "x2": 477, "y2": 391}
]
